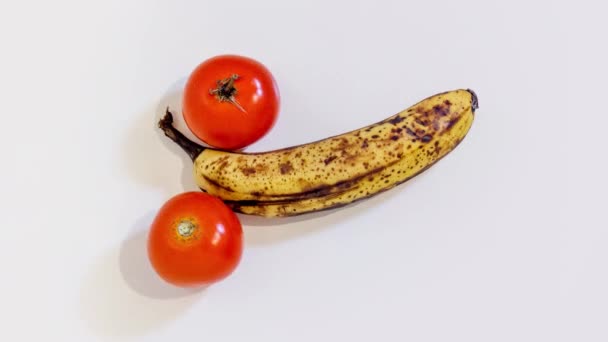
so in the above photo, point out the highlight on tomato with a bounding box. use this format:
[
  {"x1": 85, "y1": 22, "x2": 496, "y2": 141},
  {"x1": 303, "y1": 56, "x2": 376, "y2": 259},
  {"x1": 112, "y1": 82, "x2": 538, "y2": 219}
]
[
  {"x1": 182, "y1": 54, "x2": 280, "y2": 150},
  {"x1": 147, "y1": 191, "x2": 243, "y2": 287}
]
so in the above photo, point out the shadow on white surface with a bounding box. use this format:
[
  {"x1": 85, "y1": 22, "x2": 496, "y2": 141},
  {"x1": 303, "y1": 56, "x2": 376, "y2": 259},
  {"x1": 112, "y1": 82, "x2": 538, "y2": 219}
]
[
  {"x1": 118, "y1": 212, "x2": 204, "y2": 299},
  {"x1": 238, "y1": 206, "x2": 335, "y2": 227},
  {"x1": 240, "y1": 207, "x2": 336, "y2": 245},
  {"x1": 79, "y1": 212, "x2": 203, "y2": 338},
  {"x1": 122, "y1": 78, "x2": 205, "y2": 197}
]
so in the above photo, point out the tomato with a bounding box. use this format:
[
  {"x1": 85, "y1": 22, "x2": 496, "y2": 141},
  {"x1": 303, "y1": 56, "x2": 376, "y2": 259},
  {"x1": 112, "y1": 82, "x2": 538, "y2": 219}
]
[
  {"x1": 147, "y1": 192, "x2": 243, "y2": 287},
  {"x1": 182, "y1": 54, "x2": 280, "y2": 150}
]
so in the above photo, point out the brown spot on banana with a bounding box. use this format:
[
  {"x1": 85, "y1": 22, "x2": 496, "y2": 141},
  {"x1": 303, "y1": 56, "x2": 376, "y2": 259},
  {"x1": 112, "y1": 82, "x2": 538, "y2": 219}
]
[
  {"x1": 443, "y1": 116, "x2": 461, "y2": 133},
  {"x1": 404, "y1": 127, "x2": 417, "y2": 137},
  {"x1": 279, "y1": 162, "x2": 293, "y2": 174},
  {"x1": 240, "y1": 167, "x2": 256, "y2": 176},
  {"x1": 433, "y1": 103, "x2": 450, "y2": 116},
  {"x1": 387, "y1": 115, "x2": 405, "y2": 125},
  {"x1": 323, "y1": 155, "x2": 337, "y2": 165}
]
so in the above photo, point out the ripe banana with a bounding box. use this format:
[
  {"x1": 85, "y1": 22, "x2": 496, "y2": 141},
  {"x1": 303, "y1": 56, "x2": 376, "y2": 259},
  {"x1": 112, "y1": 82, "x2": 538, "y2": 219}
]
[{"x1": 159, "y1": 89, "x2": 478, "y2": 217}]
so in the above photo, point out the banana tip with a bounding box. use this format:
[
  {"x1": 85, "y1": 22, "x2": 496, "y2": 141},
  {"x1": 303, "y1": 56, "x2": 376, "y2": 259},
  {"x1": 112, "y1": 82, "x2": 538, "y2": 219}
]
[{"x1": 466, "y1": 89, "x2": 479, "y2": 112}]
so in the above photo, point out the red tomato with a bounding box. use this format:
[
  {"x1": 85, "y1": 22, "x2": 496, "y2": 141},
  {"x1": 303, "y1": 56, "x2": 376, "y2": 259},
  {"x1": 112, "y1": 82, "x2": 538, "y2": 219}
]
[
  {"x1": 147, "y1": 192, "x2": 243, "y2": 287},
  {"x1": 182, "y1": 54, "x2": 280, "y2": 150}
]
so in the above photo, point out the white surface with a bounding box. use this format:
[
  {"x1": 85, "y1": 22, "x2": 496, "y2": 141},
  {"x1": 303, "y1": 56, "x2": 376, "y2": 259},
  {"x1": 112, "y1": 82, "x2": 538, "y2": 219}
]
[{"x1": 1, "y1": 0, "x2": 606, "y2": 341}]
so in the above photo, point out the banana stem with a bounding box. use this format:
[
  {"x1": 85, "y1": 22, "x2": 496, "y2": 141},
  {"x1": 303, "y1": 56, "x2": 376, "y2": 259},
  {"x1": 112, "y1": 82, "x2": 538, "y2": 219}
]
[{"x1": 158, "y1": 108, "x2": 206, "y2": 161}]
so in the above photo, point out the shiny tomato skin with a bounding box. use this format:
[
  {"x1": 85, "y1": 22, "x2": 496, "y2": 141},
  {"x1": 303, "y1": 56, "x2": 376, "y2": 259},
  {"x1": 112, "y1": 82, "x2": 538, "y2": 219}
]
[
  {"x1": 147, "y1": 192, "x2": 243, "y2": 287},
  {"x1": 182, "y1": 54, "x2": 280, "y2": 150}
]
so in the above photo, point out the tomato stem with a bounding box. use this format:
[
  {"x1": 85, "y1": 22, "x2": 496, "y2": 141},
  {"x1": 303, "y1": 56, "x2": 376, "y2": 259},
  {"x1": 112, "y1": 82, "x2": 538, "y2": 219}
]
[
  {"x1": 177, "y1": 220, "x2": 197, "y2": 237},
  {"x1": 158, "y1": 109, "x2": 207, "y2": 160},
  {"x1": 209, "y1": 74, "x2": 247, "y2": 113}
]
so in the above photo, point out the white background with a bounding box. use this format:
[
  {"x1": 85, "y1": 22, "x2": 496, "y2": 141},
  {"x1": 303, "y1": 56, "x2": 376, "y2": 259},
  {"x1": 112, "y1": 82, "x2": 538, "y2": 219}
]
[{"x1": 1, "y1": 0, "x2": 606, "y2": 341}]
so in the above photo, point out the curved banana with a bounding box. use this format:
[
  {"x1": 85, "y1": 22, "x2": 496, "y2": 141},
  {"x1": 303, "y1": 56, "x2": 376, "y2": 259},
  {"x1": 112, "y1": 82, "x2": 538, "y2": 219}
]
[{"x1": 159, "y1": 89, "x2": 478, "y2": 217}]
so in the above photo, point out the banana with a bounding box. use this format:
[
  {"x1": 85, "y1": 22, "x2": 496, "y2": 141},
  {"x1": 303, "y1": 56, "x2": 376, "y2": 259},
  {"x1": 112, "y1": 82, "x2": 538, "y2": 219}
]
[{"x1": 159, "y1": 89, "x2": 478, "y2": 217}]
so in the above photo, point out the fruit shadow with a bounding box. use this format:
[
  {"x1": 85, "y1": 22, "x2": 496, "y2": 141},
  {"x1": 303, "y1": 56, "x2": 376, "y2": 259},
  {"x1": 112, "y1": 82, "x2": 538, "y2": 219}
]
[
  {"x1": 122, "y1": 78, "x2": 211, "y2": 198},
  {"x1": 79, "y1": 211, "x2": 204, "y2": 338}
]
